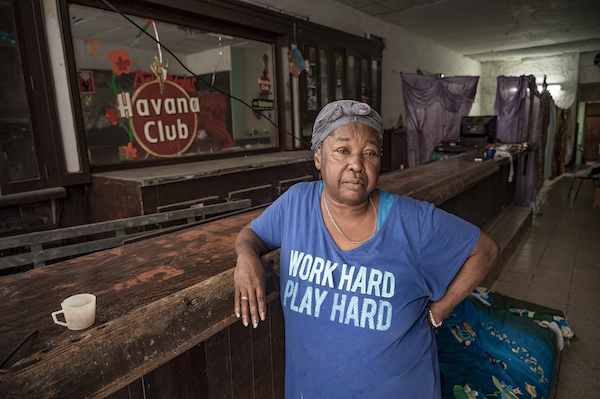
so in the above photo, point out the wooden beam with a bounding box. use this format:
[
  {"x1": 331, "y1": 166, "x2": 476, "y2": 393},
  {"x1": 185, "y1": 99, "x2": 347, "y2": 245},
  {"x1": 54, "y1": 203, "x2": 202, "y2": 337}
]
[{"x1": 0, "y1": 200, "x2": 251, "y2": 250}]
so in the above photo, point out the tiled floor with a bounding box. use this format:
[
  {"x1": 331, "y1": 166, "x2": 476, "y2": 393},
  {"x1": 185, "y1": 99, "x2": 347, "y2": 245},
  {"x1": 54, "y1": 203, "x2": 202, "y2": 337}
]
[
  {"x1": 1, "y1": 174, "x2": 591, "y2": 397},
  {"x1": 490, "y1": 170, "x2": 600, "y2": 399}
]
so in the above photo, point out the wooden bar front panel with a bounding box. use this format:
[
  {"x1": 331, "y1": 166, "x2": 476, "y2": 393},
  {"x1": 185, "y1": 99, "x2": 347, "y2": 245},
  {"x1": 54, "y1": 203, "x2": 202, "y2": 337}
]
[{"x1": 0, "y1": 150, "x2": 526, "y2": 398}]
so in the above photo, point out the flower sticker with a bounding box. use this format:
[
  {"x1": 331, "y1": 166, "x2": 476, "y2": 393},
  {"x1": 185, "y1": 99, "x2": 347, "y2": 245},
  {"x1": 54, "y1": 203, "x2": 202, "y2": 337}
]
[
  {"x1": 106, "y1": 108, "x2": 119, "y2": 125},
  {"x1": 108, "y1": 49, "x2": 133, "y2": 75},
  {"x1": 122, "y1": 142, "x2": 138, "y2": 160}
]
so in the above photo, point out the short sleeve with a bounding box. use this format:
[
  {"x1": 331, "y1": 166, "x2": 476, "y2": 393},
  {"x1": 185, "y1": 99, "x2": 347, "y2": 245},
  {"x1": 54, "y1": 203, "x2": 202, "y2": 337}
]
[
  {"x1": 419, "y1": 203, "x2": 481, "y2": 301},
  {"x1": 250, "y1": 186, "x2": 293, "y2": 250}
]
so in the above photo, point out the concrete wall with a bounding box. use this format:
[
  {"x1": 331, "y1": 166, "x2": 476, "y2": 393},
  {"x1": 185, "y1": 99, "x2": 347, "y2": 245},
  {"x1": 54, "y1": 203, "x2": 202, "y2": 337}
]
[
  {"x1": 578, "y1": 51, "x2": 600, "y2": 85},
  {"x1": 479, "y1": 53, "x2": 579, "y2": 114},
  {"x1": 479, "y1": 53, "x2": 580, "y2": 163},
  {"x1": 240, "y1": 0, "x2": 482, "y2": 129}
]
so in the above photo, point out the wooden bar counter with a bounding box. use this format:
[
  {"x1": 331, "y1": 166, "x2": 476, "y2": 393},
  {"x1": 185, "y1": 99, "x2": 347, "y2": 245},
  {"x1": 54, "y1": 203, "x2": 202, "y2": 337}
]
[{"x1": 0, "y1": 149, "x2": 521, "y2": 398}]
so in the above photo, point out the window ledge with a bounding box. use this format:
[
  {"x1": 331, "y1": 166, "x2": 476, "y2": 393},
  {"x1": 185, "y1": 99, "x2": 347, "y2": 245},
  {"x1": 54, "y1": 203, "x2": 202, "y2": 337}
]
[{"x1": 92, "y1": 151, "x2": 315, "y2": 187}]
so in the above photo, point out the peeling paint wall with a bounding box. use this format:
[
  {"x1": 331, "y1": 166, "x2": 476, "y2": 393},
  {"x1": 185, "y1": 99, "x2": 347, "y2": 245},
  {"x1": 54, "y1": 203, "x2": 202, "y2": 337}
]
[
  {"x1": 239, "y1": 0, "x2": 482, "y2": 128},
  {"x1": 479, "y1": 53, "x2": 579, "y2": 114},
  {"x1": 479, "y1": 53, "x2": 582, "y2": 162}
]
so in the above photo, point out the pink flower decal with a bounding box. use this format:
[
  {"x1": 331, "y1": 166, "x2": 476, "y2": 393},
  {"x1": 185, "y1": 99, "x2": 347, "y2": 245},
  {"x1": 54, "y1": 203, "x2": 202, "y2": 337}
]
[
  {"x1": 123, "y1": 142, "x2": 138, "y2": 160},
  {"x1": 108, "y1": 49, "x2": 134, "y2": 75},
  {"x1": 106, "y1": 108, "x2": 119, "y2": 125}
]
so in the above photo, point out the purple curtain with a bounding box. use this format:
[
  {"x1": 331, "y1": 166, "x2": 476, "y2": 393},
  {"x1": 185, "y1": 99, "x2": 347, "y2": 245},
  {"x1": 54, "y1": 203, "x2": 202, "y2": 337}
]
[
  {"x1": 401, "y1": 73, "x2": 479, "y2": 167},
  {"x1": 494, "y1": 76, "x2": 543, "y2": 206}
]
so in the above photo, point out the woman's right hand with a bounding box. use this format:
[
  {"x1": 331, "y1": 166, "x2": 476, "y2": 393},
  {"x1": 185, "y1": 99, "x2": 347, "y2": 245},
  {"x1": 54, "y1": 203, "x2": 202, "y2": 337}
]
[{"x1": 234, "y1": 252, "x2": 267, "y2": 328}]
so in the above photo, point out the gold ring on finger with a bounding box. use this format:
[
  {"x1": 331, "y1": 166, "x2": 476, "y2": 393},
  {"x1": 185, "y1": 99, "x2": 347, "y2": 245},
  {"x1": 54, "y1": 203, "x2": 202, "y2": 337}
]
[{"x1": 241, "y1": 297, "x2": 249, "y2": 301}]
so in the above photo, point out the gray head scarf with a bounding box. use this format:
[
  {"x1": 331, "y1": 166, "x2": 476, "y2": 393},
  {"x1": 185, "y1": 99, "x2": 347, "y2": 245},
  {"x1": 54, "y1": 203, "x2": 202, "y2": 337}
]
[{"x1": 311, "y1": 100, "x2": 383, "y2": 152}]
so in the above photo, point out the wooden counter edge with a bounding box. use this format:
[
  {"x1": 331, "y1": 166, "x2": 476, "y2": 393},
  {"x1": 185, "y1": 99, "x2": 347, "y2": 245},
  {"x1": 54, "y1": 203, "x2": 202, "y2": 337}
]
[
  {"x1": 408, "y1": 159, "x2": 500, "y2": 205},
  {"x1": 0, "y1": 250, "x2": 282, "y2": 399}
]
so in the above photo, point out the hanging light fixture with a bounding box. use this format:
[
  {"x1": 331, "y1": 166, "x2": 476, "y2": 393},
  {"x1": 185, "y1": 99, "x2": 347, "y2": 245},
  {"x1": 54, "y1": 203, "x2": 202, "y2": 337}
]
[{"x1": 537, "y1": 84, "x2": 562, "y2": 94}]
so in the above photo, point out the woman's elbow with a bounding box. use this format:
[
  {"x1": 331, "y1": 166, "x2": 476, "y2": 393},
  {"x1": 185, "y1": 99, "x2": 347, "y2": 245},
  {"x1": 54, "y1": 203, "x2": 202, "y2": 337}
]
[{"x1": 480, "y1": 232, "x2": 500, "y2": 271}]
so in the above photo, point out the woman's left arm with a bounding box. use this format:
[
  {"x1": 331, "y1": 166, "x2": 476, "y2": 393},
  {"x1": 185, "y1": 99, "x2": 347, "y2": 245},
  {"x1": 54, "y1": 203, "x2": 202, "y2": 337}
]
[{"x1": 429, "y1": 230, "x2": 499, "y2": 325}]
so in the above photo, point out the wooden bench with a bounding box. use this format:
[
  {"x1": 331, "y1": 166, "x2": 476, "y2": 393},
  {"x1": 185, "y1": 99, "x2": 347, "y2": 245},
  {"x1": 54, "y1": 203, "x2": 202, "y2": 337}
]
[
  {"x1": 480, "y1": 205, "x2": 533, "y2": 287},
  {"x1": 0, "y1": 199, "x2": 252, "y2": 276}
]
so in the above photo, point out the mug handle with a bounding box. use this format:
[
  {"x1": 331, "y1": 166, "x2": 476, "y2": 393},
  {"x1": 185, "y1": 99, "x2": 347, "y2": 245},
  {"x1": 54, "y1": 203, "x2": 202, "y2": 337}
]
[{"x1": 51, "y1": 310, "x2": 68, "y2": 327}]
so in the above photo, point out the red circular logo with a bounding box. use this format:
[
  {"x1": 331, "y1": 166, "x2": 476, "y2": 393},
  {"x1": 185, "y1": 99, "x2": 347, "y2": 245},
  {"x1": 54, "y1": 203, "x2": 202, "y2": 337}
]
[{"x1": 130, "y1": 80, "x2": 198, "y2": 157}]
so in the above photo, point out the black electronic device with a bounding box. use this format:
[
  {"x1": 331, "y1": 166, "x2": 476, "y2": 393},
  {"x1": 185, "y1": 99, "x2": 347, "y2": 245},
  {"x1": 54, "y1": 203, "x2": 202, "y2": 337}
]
[
  {"x1": 460, "y1": 115, "x2": 497, "y2": 147},
  {"x1": 461, "y1": 135, "x2": 488, "y2": 147}
]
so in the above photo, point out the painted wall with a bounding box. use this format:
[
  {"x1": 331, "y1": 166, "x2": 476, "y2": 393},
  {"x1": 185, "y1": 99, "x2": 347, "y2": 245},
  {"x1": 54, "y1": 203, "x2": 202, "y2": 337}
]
[
  {"x1": 578, "y1": 51, "x2": 600, "y2": 85},
  {"x1": 240, "y1": 0, "x2": 482, "y2": 129}
]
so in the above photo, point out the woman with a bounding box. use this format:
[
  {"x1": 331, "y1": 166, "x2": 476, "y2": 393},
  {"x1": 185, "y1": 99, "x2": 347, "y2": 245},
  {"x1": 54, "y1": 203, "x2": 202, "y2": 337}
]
[{"x1": 234, "y1": 100, "x2": 498, "y2": 398}]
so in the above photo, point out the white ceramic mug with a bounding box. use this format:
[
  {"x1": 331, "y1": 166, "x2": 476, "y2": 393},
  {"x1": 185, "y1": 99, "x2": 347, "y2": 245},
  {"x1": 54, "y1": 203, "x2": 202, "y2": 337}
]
[{"x1": 51, "y1": 293, "x2": 96, "y2": 330}]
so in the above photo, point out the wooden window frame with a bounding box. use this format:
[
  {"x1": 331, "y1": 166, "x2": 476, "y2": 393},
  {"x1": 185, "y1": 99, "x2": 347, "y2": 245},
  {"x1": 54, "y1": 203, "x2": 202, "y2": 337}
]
[
  {"x1": 332, "y1": 47, "x2": 346, "y2": 102},
  {"x1": 296, "y1": 23, "x2": 383, "y2": 125},
  {"x1": 64, "y1": 0, "x2": 294, "y2": 173},
  {"x1": 346, "y1": 49, "x2": 360, "y2": 102},
  {"x1": 299, "y1": 41, "x2": 319, "y2": 123},
  {"x1": 370, "y1": 55, "x2": 382, "y2": 114},
  {"x1": 0, "y1": 0, "x2": 89, "y2": 195}
]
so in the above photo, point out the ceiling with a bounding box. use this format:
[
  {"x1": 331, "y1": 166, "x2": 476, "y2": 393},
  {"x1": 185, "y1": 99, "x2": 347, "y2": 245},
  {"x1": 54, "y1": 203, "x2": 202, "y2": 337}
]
[
  {"x1": 69, "y1": 1, "x2": 600, "y2": 62},
  {"x1": 335, "y1": 0, "x2": 600, "y2": 62}
]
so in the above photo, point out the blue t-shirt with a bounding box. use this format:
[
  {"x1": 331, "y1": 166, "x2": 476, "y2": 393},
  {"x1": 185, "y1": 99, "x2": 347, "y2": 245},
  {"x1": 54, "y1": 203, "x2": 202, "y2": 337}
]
[{"x1": 251, "y1": 181, "x2": 480, "y2": 398}]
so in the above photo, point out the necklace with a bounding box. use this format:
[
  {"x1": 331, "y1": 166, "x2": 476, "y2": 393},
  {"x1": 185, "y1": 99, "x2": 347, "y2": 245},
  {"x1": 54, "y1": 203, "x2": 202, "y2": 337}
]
[{"x1": 323, "y1": 193, "x2": 378, "y2": 244}]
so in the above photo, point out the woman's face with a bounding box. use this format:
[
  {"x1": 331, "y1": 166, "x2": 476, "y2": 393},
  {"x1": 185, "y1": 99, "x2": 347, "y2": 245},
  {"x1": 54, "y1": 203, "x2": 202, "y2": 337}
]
[{"x1": 314, "y1": 123, "x2": 381, "y2": 205}]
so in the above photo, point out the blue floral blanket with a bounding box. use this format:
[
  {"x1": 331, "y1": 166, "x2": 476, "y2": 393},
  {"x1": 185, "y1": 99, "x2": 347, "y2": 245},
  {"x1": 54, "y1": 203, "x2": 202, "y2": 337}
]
[{"x1": 437, "y1": 288, "x2": 574, "y2": 399}]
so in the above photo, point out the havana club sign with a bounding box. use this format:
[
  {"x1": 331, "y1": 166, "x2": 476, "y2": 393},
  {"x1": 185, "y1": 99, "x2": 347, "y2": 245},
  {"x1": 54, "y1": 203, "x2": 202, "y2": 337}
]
[{"x1": 117, "y1": 80, "x2": 199, "y2": 157}]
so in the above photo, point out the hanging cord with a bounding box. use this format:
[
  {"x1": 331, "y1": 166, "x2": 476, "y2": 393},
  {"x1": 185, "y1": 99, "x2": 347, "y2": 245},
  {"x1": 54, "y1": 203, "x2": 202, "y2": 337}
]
[
  {"x1": 100, "y1": 0, "x2": 312, "y2": 148},
  {"x1": 208, "y1": 35, "x2": 222, "y2": 91},
  {"x1": 151, "y1": 21, "x2": 162, "y2": 64}
]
